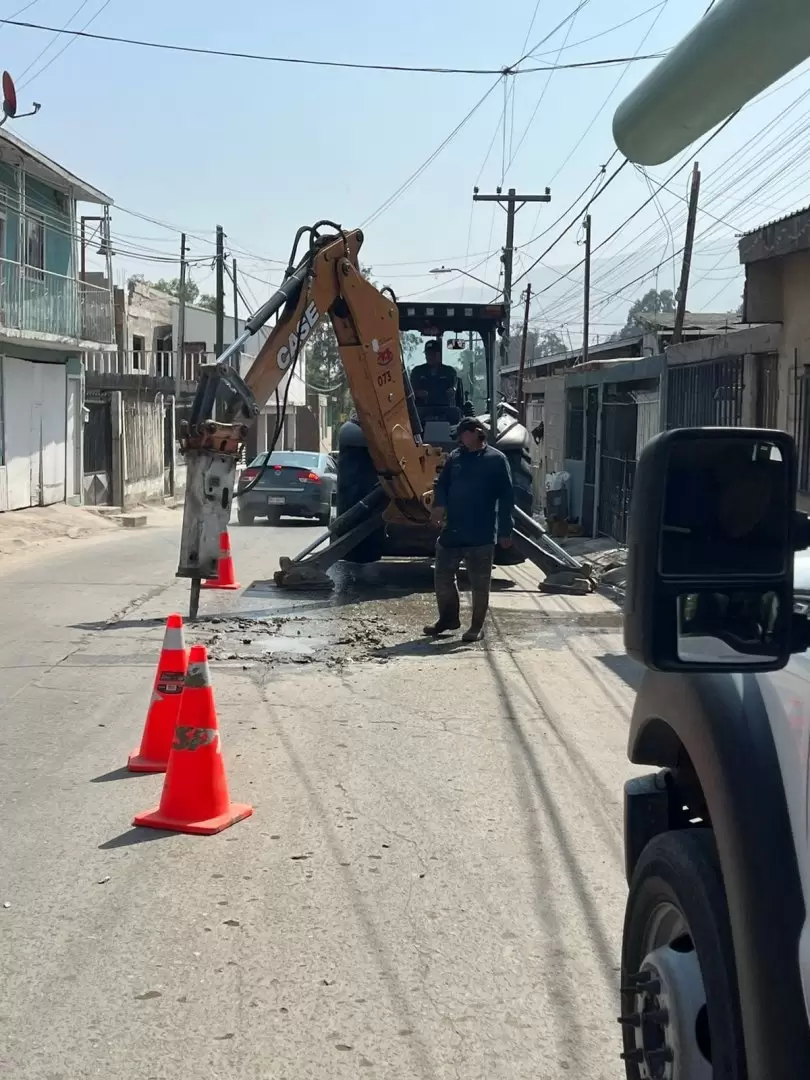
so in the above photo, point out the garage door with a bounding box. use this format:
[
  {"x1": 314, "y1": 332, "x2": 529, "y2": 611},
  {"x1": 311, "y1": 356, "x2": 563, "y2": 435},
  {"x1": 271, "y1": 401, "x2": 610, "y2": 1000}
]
[{"x1": 3, "y1": 356, "x2": 66, "y2": 509}]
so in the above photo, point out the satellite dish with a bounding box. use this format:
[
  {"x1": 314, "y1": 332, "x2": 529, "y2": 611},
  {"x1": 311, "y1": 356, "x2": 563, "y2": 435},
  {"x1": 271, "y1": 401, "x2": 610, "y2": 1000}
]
[{"x1": 2, "y1": 71, "x2": 17, "y2": 119}]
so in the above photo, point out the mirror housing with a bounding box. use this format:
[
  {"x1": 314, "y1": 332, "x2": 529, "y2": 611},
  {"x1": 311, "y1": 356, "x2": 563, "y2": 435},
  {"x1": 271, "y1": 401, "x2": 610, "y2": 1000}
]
[{"x1": 624, "y1": 427, "x2": 803, "y2": 673}]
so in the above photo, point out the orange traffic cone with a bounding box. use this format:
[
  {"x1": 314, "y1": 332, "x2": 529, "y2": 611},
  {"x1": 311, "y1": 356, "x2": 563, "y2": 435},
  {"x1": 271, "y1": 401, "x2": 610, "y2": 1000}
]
[
  {"x1": 133, "y1": 645, "x2": 253, "y2": 835},
  {"x1": 128, "y1": 614, "x2": 188, "y2": 773},
  {"x1": 201, "y1": 530, "x2": 240, "y2": 591}
]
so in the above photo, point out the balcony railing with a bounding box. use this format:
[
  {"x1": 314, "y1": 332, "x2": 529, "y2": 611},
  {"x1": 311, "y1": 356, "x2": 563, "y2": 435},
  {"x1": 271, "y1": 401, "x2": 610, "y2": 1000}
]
[
  {"x1": 83, "y1": 348, "x2": 259, "y2": 383},
  {"x1": 0, "y1": 256, "x2": 114, "y2": 344}
]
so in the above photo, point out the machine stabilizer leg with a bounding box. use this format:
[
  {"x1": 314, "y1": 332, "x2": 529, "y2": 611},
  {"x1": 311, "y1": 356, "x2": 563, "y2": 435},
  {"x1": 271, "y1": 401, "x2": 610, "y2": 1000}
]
[{"x1": 274, "y1": 486, "x2": 389, "y2": 590}]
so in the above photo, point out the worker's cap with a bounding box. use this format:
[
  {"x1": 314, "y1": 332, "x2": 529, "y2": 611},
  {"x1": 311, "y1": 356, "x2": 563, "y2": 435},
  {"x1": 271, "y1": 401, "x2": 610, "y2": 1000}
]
[
  {"x1": 424, "y1": 339, "x2": 442, "y2": 353},
  {"x1": 452, "y1": 417, "x2": 487, "y2": 437}
]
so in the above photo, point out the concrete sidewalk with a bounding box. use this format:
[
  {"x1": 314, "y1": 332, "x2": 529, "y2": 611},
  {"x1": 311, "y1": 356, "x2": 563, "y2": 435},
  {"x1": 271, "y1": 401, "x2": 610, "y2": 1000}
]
[{"x1": 0, "y1": 502, "x2": 179, "y2": 560}]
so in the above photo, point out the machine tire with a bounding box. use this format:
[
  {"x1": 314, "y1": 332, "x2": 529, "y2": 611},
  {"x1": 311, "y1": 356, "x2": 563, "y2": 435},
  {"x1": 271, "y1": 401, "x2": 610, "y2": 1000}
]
[
  {"x1": 495, "y1": 446, "x2": 534, "y2": 566},
  {"x1": 620, "y1": 829, "x2": 745, "y2": 1080},
  {"x1": 336, "y1": 444, "x2": 385, "y2": 563},
  {"x1": 237, "y1": 505, "x2": 255, "y2": 526}
]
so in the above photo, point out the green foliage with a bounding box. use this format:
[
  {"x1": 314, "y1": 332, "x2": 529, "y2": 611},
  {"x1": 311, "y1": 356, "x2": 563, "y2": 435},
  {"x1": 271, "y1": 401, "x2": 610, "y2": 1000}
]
[
  {"x1": 126, "y1": 274, "x2": 216, "y2": 310},
  {"x1": 535, "y1": 329, "x2": 566, "y2": 357},
  {"x1": 618, "y1": 288, "x2": 675, "y2": 337}
]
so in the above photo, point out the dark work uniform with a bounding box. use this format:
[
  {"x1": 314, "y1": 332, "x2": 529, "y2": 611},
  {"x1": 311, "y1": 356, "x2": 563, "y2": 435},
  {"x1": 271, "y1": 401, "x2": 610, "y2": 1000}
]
[
  {"x1": 410, "y1": 363, "x2": 459, "y2": 408},
  {"x1": 431, "y1": 444, "x2": 514, "y2": 634}
]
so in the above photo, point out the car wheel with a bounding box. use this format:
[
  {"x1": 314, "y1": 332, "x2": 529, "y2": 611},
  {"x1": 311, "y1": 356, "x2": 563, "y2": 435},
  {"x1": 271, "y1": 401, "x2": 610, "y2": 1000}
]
[
  {"x1": 620, "y1": 829, "x2": 745, "y2": 1080},
  {"x1": 237, "y1": 506, "x2": 255, "y2": 526},
  {"x1": 317, "y1": 509, "x2": 332, "y2": 527}
]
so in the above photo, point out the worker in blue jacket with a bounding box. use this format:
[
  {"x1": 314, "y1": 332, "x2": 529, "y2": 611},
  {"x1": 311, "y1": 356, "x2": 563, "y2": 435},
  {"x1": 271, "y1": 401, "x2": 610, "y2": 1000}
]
[{"x1": 424, "y1": 416, "x2": 514, "y2": 642}]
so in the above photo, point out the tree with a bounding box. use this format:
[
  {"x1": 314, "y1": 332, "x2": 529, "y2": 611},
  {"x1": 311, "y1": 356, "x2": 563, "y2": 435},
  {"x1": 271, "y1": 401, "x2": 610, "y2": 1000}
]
[
  {"x1": 151, "y1": 277, "x2": 200, "y2": 305},
  {"x1": 535, "y1": 329, "x2": 567, "y2": 357},
  {"x1": 125, "y1": 274, "x2": 216, "y2": 309},
  {"x1": 616, "y1": 288, "x2": 675, "y2": 337}
]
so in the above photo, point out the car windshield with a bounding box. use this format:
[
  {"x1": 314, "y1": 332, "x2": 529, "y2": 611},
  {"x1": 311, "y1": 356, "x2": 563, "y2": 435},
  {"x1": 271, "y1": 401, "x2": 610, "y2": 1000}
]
[{"x1": 250, "y1": 452, "x2": 321, "y2": 470}]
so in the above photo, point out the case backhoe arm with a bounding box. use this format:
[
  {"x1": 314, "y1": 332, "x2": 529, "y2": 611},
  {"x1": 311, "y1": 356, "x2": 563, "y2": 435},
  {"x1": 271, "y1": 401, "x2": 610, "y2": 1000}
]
[{"x1": 177, "y1": 225, "x2": 441, "y2": 596}]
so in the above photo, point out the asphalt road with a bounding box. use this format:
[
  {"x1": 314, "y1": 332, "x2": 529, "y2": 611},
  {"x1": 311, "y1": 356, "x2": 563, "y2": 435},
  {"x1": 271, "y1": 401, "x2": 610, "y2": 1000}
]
[{"x1": 0, "y1": 510, "x2": 642, "y2": 1080}]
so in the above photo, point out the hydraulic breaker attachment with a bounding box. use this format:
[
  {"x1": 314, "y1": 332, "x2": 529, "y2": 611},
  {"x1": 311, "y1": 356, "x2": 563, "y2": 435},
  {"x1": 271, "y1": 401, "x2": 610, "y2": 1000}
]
[{"x1": 177, "y1": 448, "x2": 238, "y2": 581}]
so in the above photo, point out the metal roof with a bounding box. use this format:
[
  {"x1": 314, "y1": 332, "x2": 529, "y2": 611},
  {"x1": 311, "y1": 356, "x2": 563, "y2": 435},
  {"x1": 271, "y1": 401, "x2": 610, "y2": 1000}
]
[
  {"x1": 739, "y1": 204, "x2": 810, "y2": 239},
  {"x1": 0, "y1": 127, "x2": 112, "y2": 205}
]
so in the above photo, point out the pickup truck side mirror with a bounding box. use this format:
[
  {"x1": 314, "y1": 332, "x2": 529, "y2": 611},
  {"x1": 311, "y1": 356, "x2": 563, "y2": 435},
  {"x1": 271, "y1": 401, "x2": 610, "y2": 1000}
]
[{"x1": 624, "y1": 426, "x2": 806, "y2": 673}]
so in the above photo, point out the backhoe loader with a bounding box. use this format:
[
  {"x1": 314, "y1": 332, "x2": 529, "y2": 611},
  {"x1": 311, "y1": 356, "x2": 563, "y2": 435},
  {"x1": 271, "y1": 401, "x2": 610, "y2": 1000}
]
[{"x1": 176, "y1": 221, "x2": 590, "y2": 618}]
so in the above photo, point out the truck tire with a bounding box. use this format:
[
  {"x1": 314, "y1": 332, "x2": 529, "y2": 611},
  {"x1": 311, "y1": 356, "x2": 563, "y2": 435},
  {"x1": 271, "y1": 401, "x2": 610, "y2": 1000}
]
[
  {"x1": 620, "y1": 829, "x2": 745, "y2": 1080},
  {"x1": 336, "y1": 444, "x2": 385, "y2": 563},
  {"x1": 495, "y1": 446, "x2": 534, "y2": 566}
]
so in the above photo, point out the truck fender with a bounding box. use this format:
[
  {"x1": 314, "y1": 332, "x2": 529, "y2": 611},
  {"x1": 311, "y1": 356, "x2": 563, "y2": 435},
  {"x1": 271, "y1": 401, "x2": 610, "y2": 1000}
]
[{"x1": 628, "y1": 669, "x2": 810, "y2": 1079}]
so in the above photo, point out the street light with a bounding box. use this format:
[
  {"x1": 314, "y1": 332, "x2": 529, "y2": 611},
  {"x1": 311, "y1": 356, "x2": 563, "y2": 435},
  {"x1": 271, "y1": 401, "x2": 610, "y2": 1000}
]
[{"x1": 429, "y1": 266, "x2": 502, "y2": 295}]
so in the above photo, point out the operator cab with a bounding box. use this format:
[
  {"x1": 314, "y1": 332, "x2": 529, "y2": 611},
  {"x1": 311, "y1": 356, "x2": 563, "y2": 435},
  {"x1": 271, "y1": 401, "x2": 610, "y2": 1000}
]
[{"x1": 397, "y1": 300, "x2": 504, "y2": 450}]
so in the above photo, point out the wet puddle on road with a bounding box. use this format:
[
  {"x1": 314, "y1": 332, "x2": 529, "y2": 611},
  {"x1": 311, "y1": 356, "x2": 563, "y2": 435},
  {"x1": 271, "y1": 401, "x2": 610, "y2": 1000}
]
[{"x1": 187, "y1": 560, "x2": 624, "y2": 668}]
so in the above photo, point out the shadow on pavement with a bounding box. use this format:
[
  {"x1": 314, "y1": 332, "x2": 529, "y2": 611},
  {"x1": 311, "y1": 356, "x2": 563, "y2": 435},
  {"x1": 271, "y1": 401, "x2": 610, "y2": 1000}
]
[
  {"x1": 374, "y1": 636, "x2": 472, "y2": 659},
  {"x1": 596, "y1": 651, "x2": 644, "y2": 692},
  {"x1": 91, "y1": 767, "x2": 144, "y2": 783},
  {"x1": 99, "y1": 827, "x2": 176, "y2": 849},
  {"x1": 71, "y1": 616, "x2": 167, "y2": 632}
]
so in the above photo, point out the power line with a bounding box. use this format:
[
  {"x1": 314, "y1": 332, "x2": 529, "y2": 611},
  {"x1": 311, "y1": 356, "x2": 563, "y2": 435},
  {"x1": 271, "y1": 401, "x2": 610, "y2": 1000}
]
[
  {"x1": 0, "y1": 18, "x2": 663, "y2": 77},
  {"x1": 513, "y1": 159, "x2": 629, "y2": 288},
  {"x1": 530, "y1": 2, "x2": 667, "y2": 59},
  {"x1": 16, "y1": 0, "x2": 93, "y2": 82},
  {"x1": 548, "y1": 0, "x2": 671, "y2": 184},
  {"x1": 19, "y1": 0, "x2": 113, "y2": 88},
  {"x1": 361, "y1": 77, "x2": 502, "y2": 228}
]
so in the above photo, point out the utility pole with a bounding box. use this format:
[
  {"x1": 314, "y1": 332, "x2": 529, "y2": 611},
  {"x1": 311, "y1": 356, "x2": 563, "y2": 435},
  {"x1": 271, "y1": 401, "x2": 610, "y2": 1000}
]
[
  {"x1": 517, "y1": 284, "x2": 532, "y2": 424},
  {"x1": 232, "y1": 258, "x2": 239, "y2": 344},
  {"x1": 672, "y1": 162, "x2": 701, "y2": 345},
  {"x1": 472, "y1": 186, "x2": 551, "y2": 382},
  {"x1": 582, "y1": 213, "x2": 592, "y2": 366},
  {"x1": 175, "y1": 232, "x2": 187, "y2": 397},
  {"x1": 215, "y1": 224, "x2": 225, "y2": 358}
]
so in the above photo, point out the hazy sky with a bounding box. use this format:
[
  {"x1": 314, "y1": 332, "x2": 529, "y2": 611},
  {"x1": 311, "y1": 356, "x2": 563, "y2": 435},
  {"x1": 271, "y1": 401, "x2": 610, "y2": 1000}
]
[{"x1": 3, "y1": 0, "x2": 809, "y2": 342}]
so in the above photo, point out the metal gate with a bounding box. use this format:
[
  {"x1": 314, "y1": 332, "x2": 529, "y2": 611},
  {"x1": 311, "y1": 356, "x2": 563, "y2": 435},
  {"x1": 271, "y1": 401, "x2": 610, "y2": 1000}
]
[
  {"x1": 667, "y1": 356, "x2": 744, "y2": 428},
  {"x1": 82, "y1": 397, "x2": 112, "y2": 505},
  {"x1": 598, "y1": 393, "x2": 638, "y2": 544},
  {"x1": 581, "y1": 387, "x2": 599, "y2": 535},
  {"x1": 755, "y1": 353, "x2": 779, "y2": 428}
]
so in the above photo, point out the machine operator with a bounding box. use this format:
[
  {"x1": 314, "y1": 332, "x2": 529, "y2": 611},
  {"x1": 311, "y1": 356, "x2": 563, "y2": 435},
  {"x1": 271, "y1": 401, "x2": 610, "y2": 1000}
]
[{"x1": 410, "y1": 339, "x2": 459, "y2": 410}]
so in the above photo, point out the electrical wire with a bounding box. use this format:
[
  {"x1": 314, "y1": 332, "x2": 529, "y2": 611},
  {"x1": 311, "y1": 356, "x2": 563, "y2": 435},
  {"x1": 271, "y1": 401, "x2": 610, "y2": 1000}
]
[
  {"x1": 548, "y1": 0, "x2": 670, "y2": 185},
  {"x1": 20, "y1": 0, "x2": 114, "y2": 89},
  {"x1": 530, "y1": 2, "x2": 667, "y2": 60},
  {"x1": 0, "y1": 18, "x2": 664, "y2": 76},
  {"x1": 361, "y1": 77, "x2": 502, "y2": 228},
  {"x1": 0, "y1": 0, "x2": 39, "y2": 38},
  {"x1": 505, "y1": 1, "x2": 582, "y2": 176},
  {"x1": 16, "y1": 0, "x2": 93, "y2": 82}
]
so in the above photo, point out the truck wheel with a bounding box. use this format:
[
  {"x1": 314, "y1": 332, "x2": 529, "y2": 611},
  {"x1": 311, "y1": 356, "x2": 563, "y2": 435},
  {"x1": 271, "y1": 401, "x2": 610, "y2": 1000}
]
[
  {"x1": 237, "y1": 506, "x2": 255, "y2": 526},
  {"x1": 336, "y1": 445, "x2": 384, "y2": 563},
  {"x1": 620, "y1": 829, "x2": 745, "y2": 1080}
]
